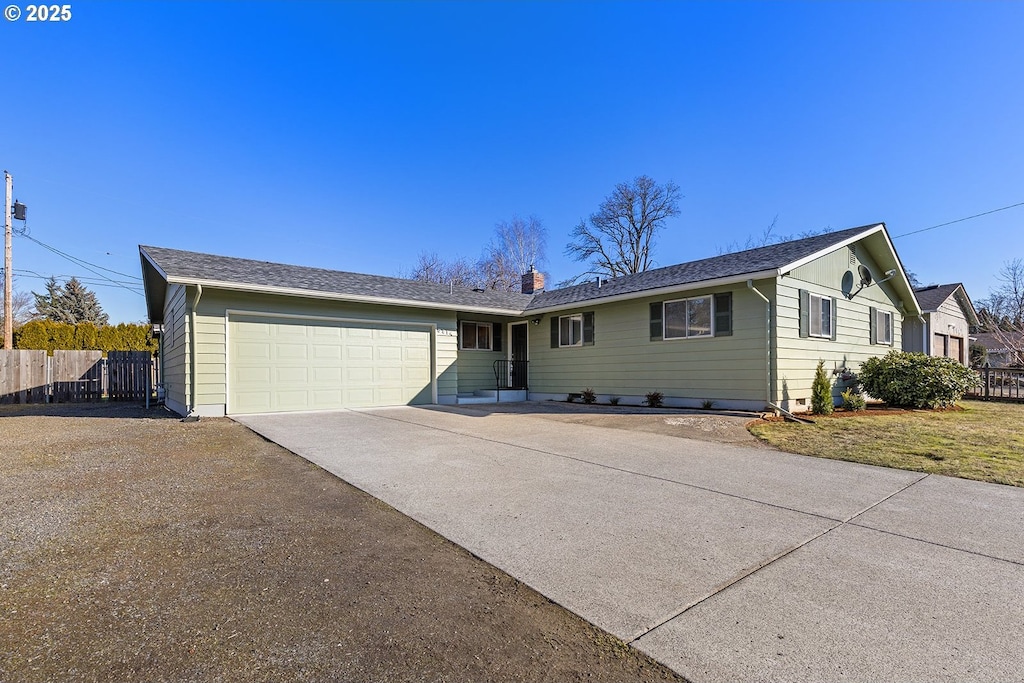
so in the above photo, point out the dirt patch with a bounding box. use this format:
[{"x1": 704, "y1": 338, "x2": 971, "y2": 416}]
[{"x1": 0, "y1": 403, "x2": 685, "y2": 683}]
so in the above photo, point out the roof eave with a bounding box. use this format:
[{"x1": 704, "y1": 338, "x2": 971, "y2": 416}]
[
  {"x1": 163, "y1": 277, "x2": 529, "y2": 316},
  {"x1": 524, "y1": 269, "x2": 781, "y2": 315}
]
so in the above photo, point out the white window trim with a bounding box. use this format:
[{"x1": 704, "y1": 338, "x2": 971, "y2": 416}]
[
  {"x1": 559, "y1": 314, "x2": 583, "y2": 347},
  {"x1": 875, "y1": 309, "x2": 893, "y2": 345},
  {"x1": 809, "y1": 293, "x2": 832, "y2": 339},
  {"x1": 663, "y1": 296, "x2": 714, "y2": 340},
  {"x1": 459, "y1": 321, "x2": 493, "y2": 351}
]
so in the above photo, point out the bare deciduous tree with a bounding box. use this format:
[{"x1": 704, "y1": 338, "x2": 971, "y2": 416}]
[
  {"x1": 977, "y1": 258, "x2": 1024, "y2": 366},
  {"x1": 404, "y1": 252, "x2": 485, "y2": 290},
  {"x1": 479, "y1": 215, "x2": 547, "y2": 292},
  {"x1": 565, "y1": 175, "x2": 681, "y2": 284},
  {"x1": 0, "y1": 289, "x2": 33, "y2": 337}
]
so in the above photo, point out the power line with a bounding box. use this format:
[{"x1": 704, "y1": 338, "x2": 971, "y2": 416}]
[
  {"x1": 8, "y1": 268, "x2": 144, "y2": 292},
  {"x1": 15, "y1": 233, "x2": 145, "y2": 297},
  {"x1": 892, "y1": 201, "x2": 1024, "y2": 239}
]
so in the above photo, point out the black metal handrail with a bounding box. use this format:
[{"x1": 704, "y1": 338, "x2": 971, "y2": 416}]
[{"x1": 493, "y1": 360, "x2": 528, "y2": 390}]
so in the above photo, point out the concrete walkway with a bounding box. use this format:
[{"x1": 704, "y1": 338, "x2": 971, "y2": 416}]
[{"x1": 235, "y1": 405, "x2": 1024, "y2": 682}]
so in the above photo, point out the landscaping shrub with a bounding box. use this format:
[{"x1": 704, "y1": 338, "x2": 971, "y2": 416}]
[
  {"x1": 644, "y1": 391, "x2": 664, "y2": 408},
  {"x1": 14, "y1": 320, "x2": 158, "y2": 354},
  {"x1": 700, "y1": 399, "x2": 715, "y2": 410},
  {"x1": 811, "y1": 360, "x2": 834, "y2": 415},
  {"x1": 858, "y1": 350, "x2": 981, "y2": 409},
  {"x1": 840, "y1": 387, "x2": 866, "y2": 411},
  {"x1": 608, "y1": 396, "x2": 620, "y2": 406},
  {"x1": 581, "y1": 388, "x2": 597, "y2": 404}
]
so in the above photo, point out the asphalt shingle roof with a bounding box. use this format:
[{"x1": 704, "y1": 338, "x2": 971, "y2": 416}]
[
  {"x1": 524, "y1": 224, "x2": 878, "y2": 310},
  {"x1": 912, "y1": 283, "x2": 963, "y2": 312},
  {"x1": 140, "y1": 246, "x2": 535, "y2": 313},
  {"x1": 142, "y1": 224, "x2": 882, "y2": 315}
]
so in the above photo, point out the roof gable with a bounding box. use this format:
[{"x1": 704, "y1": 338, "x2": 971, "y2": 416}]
[{"x1": 913, "y1": 283, "x2": 979, "y2": 325}]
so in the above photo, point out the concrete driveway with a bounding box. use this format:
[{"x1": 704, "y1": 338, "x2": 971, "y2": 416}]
[{"x1": 235, "y1": 405, "x2": 1024, "y2": 682}]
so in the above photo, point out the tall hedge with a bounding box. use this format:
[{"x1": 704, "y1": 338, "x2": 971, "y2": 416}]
[
  {"x1": 13, "y1": 320, "x2": 158, "y2": 354},
  {"x1": 859, "y1": 351, "x2": 980, "y2": 409}
]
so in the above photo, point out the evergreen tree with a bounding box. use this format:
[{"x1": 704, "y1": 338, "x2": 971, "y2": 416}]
[{"x1": 32, "y1": 277, "x2": 109, "y2": 326}]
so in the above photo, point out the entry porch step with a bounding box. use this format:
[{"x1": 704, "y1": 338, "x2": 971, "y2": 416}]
[{"x1": 456, "y1": 389, "x2": 528, "y2": 405}]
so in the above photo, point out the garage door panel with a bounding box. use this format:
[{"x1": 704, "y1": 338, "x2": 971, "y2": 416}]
[{"x1": 229, "y1": 316, "x2": 433, "y2": 414}]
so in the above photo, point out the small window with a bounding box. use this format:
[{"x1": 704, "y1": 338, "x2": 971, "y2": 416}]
[
  {"x1": 809, "y1": 294, "x2": 832, "y2": 338},
  {"x1": 875, "y1": 309, "x2": 893, "y2": 345},
  {"x1": 460, "y1": 321, "x2": 492, "y2": 350},
  {"x1": 559, "y1": 314, "x2": 583, "y2": 347},
  {"x1": 664, "y1": 296, "x2": 713, "y2": 339}
]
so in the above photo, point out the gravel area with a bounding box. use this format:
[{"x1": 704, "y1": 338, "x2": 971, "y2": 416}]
[{"x1": 0, "y1": 402, "x2": 686, "y2": 683}]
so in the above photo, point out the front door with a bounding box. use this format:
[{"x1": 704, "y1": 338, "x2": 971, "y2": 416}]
[{"x1": 510, "y1": 323, "x2": 528, "y2": 389}]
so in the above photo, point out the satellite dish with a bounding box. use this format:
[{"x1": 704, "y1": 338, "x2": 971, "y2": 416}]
[{"x1": 857, "y1": 264, "x2": 873, "y2": 287}]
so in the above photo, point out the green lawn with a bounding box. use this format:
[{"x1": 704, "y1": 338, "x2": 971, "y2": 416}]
[{"x1": 749, "y1": 400, "x2": 1024, "y2": 487}]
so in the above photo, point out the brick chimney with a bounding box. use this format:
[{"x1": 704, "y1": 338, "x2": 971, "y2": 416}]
[{"x1": 521, "y1": 265, "x2": 545, "y2": 294}]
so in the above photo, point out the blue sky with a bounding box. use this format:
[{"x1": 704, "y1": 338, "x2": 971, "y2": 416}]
[{"x1": 3, "y1": 0, "x2": 1023, "y2": 323}]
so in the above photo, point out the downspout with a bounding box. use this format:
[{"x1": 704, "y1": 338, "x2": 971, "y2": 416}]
[
  {"x1": 188, "y1": 284, "x2": 203, "y2": 419},
  {"x1": 747, "y1": 280, "x2": 772, "y2": 407}
]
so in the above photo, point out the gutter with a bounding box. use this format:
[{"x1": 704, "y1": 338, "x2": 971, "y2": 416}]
[
  {"x1": 187, "y1": 284, "x2": 203, "y2": 420},
  {"x1": 747, "y1": 280, "x2": 772, "y2": 406}
]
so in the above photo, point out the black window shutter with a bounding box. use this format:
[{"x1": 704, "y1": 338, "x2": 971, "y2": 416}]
[
  {"x1": 869, "y1": 306, "x2": 877, "y2": 345},
  {"x1": 799, "y1": 289, "x2": 810, "y2": 338},
  {"x1": 550, "y1": 317, "x2": 559, "y2": 348},
  {"x1": 650, "y1": 302, "x2": 663, "y2": 341},
  {"x1": 492, "y1": 323, "x2": 503, "y2": 352},
  {"x1": 830, "y1": 298, "x2": 838, "y2": 342},
  {"x1": 583, "y1": 312, "x2": 595, "y2": 345},
  {"x1": 714, "y1": 293, "x2": 733, "y2": 336}
]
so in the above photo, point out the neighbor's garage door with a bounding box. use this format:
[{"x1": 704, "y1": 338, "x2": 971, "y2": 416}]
[{"x1": 228, "y1": 316, "x2": 432, "y2": 414}]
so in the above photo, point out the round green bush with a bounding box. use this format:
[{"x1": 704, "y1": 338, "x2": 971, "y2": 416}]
[{"x1": 858, "y1": 351, "x2": 980, "y2": 409}]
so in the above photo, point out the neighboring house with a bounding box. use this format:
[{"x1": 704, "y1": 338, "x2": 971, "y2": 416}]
[
  {"x1": 972, "y1": 331, "x2": 1023, "y2": 368},
  {"x1": 902, "y1": 283, "x2": 979, "y2": 365},
  {"x1": 140, "y1": 222, "x2": 920, "y2": 417}
]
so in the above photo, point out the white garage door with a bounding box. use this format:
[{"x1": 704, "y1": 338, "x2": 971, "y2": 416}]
[{"x1": 228, "y1": 316, "x2": 433, "y2": 414}]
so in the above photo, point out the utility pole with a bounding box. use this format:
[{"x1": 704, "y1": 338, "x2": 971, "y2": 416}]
[{"x1": 3, "y1": 170, "x2": 12, "y2": 350}]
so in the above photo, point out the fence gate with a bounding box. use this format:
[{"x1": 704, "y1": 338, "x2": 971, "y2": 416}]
[{"x1": 0, "y1": 350, "x2": 156, "y2": 404}]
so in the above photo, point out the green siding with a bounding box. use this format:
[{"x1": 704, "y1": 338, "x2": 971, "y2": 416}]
[
  {"x1": 161, "y1": 283, "x2": 189, "y2": 413},
  {"x1": 527, "y1": 284, "x2": 771, "y2": 403},
  {"x1": 456, "y1": 316, "x2": 511, "y2": 392},
  {"x1": 778, "y1": 245, "x2": 903, "y2": 407}
]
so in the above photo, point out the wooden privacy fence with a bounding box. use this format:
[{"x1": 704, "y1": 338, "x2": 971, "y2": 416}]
[
  {"x1": 967, "y1": 366, "x2": 1024, "y2": 402},
  {"x1": 0, "y1": 350, "x2": 156, "y2": 404}
]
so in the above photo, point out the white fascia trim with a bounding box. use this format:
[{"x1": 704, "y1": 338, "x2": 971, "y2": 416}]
[
  {"x1": 523, "y1": 269, "x2": 780, "y2": 315},
  {"x1": 165, "y1": 277, "x2": 526, "y2": 316},
  {"x1": 778, "y1": 224, "x2": 884, "y2": 274}
]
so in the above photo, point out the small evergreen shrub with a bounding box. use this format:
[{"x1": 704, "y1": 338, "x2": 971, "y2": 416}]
[
  {"x1": 840, "y1": 388, "x2": 867, "y2": 411},
  {"x1": 859, "y1": 351, "x2": 981, "y2": 408},
  {"x1": 581, "y1": 388, "x2": 597, "y2": 404},
  {"x1": 701, "y1": 399, "x2": 715, "y2": 410},
  {"x1": 811, "y1": 360, "x2": 834, "y2": 415},
  {"x1": 644, "y1": 391, "x2": 664, "y2": 408},
  {"x1": 608, "y1": 396, "x2": 620, "y2": 406}
]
